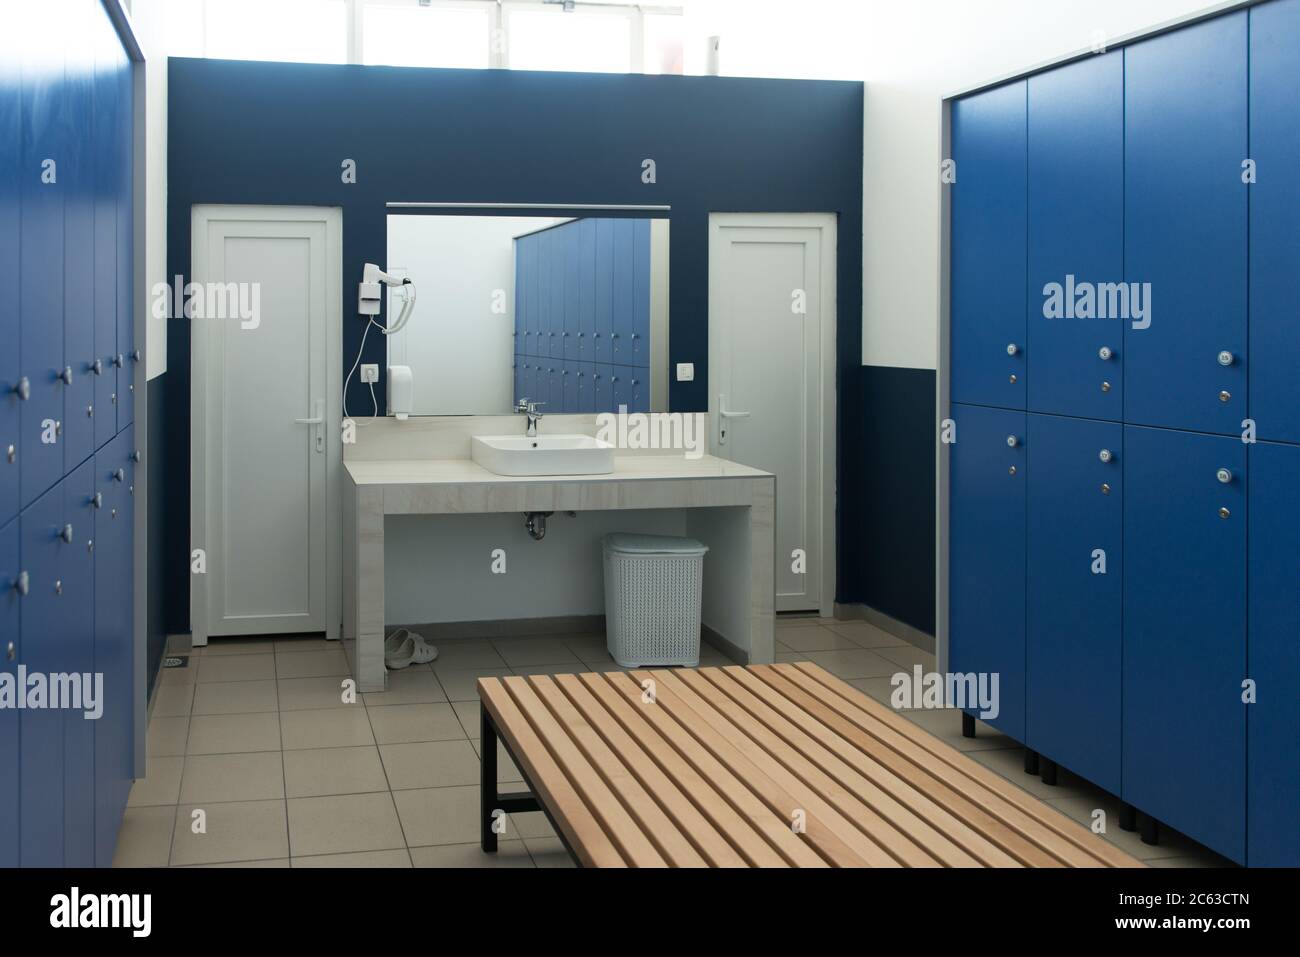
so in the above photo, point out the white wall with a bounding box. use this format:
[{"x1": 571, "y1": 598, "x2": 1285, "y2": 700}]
[
  {"x1": 385, "y1": 214, "x2": 564, "y2": 414},
  {"x1": 860, "y1": 0, "x2": 1229, "y2": 370}
]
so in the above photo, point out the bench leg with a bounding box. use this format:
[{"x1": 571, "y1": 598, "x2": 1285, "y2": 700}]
[
  {"x1": 1023, "y1": 749, "x2": 1039, "y2": 775},
  {"x1": 481, "y1": 703, "x2": 499, "y2": 853},
  {"x1": 1118, "y1": 803, "x2": 1137, "y2": 833},
  {"x1": 1040, "y1": 758, "x2": 1058, "y2": 786},
  {"x1": 961, "y1": 712, "x2": 976, "y2": 738}
]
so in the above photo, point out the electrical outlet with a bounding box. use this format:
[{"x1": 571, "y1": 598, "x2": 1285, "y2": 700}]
[
  {"x1": 360, "y1": 364, "x2": 379, "y2": 384},
  {"x1": 676, "y1": 362, "x2": 695, "y2": 382}
]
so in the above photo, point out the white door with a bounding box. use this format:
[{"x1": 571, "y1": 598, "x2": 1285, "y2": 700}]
[
  {"x1": 709, "y1": 214, "x2": 836, "y2": 615},
  {"x1": 191, "y1": 206, "x2": 342, "y2": 642}
]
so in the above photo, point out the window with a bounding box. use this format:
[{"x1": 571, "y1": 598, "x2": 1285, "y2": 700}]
[
  {"x1": 363, "y1": 2, "x2": 493, "y2": 69},
  {"x1": 205, "y1": 0, "x2": 349, "y2": 65},
  {"x1": 505, "y1": 6, "x2": 635, "y2": 74},
  {"x1": 642, "y1": 12, "x2": 685, "y2": 76}
]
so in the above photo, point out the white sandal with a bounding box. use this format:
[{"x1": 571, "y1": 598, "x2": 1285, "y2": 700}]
[{"x1": 384, "y1": 628, "x2": 438, "y2": 669}]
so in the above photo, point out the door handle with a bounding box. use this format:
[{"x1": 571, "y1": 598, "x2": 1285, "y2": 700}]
[
  {"x1": 717, "y1": 393, "x2": 750, "y2": 447},
  {"x1": 295, "y1": 399, "x2": 325, "y2": 453}
]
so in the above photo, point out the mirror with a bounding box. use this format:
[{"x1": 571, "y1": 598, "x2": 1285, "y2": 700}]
[{"x1": 385, "y1": 212, "x2": 669, "y2": 416}]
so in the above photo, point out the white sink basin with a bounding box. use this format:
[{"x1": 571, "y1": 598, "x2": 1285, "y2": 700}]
[{"x1": 471, "y1": 434, "x2": 616, "y2": 477}]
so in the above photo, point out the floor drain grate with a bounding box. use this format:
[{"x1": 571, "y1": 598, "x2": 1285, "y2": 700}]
[{"x1": 163, "y1": 655, "x2": 190, "y2": 669}]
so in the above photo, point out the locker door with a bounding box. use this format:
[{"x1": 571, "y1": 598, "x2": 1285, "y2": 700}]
[
  {"x1": 1123, "y1": 425, "x2": 1246, "y2": 863},
  {"x1": 1025, "y1": 414, "x2": 1122, "y2": 793},
  {"x1": 512, "y1": 239, "x2": 524, "y2": 358},
  {"x1": 558, "y1": 363, "x2": 575, "y2": 413},
  {"x1": 610, "y1": 219, "x2": 635, "y2": 364},
  {"x1": 563, "y1": 223, "x2": 579, "y2": 361},
  {"x1": 1249, "y1": 0, "x2": 1300, "y2": 444},
  {"x1": 20, "y1": 31, "x2": 69, "y2": 509},
  {"x1": 594, "y1": 219, "x2": 613, "y2": 363},
  {"x1": 548, "y1": 227, "x2": 564, "y2": 361},
  {"x1": 92, "y1": 11, "x2": 118, "y2": 451},
  {"x1": 517, "y1": 234, "x2": 533, "y2": 357},
  {"x1": 1, "y1": 32, "x2": 21, "y2": 525},
  {"x1": 512, "y1": 356, "x2": 521, "y2": 408},
  {"x1": 0, "y1": 518, "x2": 18, "y2": 868},
  {"x1": 950, "y1": 81, "x2": 1027, "y2": 410},
  {"x1": 592, "y1": 365, "x2": 611, "y2": 413},
  {"x1": 576, "y1": 362, "x2": 594, "y2": 415},
  {"x1": 19, "y1": 482, "x2": 66, "y2": 865},
  {"x1": 1247, "y1": 440, "x2": 1300, "y2": 866},
  {"x1": 62, "y1": 458, "x2": 95, "y2": 867},
  {"x1": 627, "y1": 371, "x2": 647, "y2": 415},
  {"x1": 948, "y1": 404, "x2": 1026, "y2": 740},
  {"x1": 93, "y1": 426, "x2": 133, "y2": 866},
  {"x1": 578, "y1": 219, "x2": 595, "y2": 361},
  {"x1": 610, "y1": 367, "x2": 631, "y2": 414},
  {"x1": 63, "y1": 8, "x2": 96, "y2": 471},
  {"x1": 631, "y1": 219, "x2": 650, "y2": 368},
  {"x1": 1026, "y1": 53, "x2": 1123, "y2": 420},
  {"x1": 542, "y1": 364, "x2": 559, "y2": 411},
  {"x1": 1124, "y1": 14, "x2": 1247, "y2": 435}
]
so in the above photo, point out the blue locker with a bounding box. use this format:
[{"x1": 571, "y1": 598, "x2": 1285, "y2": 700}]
[
  {"x1": 1025, "y1": 414, "x2": 1122, "y2": 793},
  {"x1": 512, "y1": 240, "x2": 523, "y2": 357},
  {"x1": 548, "y1": 226, "x2": 564, "y2": 360},
  {"x1": 116, "y1": 34, "x2": 133, "y2": 431},
  {"x1": 62, "y1": 457, "x2": 95, "y2": 867},
  {"x1": 609, "y1": 367, "x2": 631, "y2": 413},
  {"x1": 19, "y1": 480, "x2": 67, "y2": 866},
  {"x1": 0, "y1": 31, "x2": 19, "y2": 527},
  {"x1": 594, "y1": 219, "x2": 613, "y2": 363},
  {"x1": 950, "y1": 81, "x2": 1027, "y2": 410},
  {"x1": 1123, "y1": 425, "x2": 1246, "y2": 863},
  {"x1": 512, "y1": 356, "x2": 521, "y2": 406},
  {"x1": 558, "y1": 363, "x2": 574, "y2": 413},
  {"x1": 578, "y1": 219, "x2": 596, "y2": 361},
  {"x1": 1249, "y1": 0, "x2": 1300, "y2": 444},
  {"x1": 0, "y1": 518, "x2": 18, "y2": 867},
  {"x1": 563, "y1": 223, "x2": 579, "y2": 362},
  {"x1": 92, "y1": 10, "x2": 119, "y2": 451},
  {"x1": 542, "y1": 364, "x2": 559, "y2": 411},
  {"x1": 592, "y1": 364, "x2": 612, "y2": 413},
  {"x1": 1247, "y1": 440, "x2": 1300, "y2": 866},
  {"x1": 627, "y1": 370, "x2": 647, "y2": 414},
  {"x1": 20, "y1": 30, "x2": 69, "y2": 510},
  {"x1": 949, "y1": 404, "x2": 1026, "y2": 739},
  {"x1": 1124, "y1": 14, "x2": 1247, "y2": 435},
  {"x1": 93, "y1": 426, "x2": 133, "y2": 867},
  {"x1": 610, "y1": 219, "x2": 635, "y2": 364},
  {"x1": 576, "y1": 362, "x2": 594, "y2": 415},
  {"x1": 536, "y1": 229, "x2": 552, "y2": 361},
  {"x1": 1026, "y1": 54, "x2": 1123, "y2": 420},
  {"x1": 631, "y1": 219, "x2": 650, "y2": 368},
  {"x1": 63, "y1": 7, "x2": 96, "y2": 473},
  {"x1": 518, "y1": 233, "x2": 534, "y2": 357}
]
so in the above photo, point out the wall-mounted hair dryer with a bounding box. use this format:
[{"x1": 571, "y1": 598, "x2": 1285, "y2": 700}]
[{"x1": 358, "y1": 262, "x2": 417, "y2": 334}]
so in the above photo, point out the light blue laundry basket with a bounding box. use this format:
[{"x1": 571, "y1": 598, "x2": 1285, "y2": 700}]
[{"x1": 602, "y1": 533, "x2": 709, "y2": 668}]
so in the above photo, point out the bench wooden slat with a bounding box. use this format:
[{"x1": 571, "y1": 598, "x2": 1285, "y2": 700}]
[
  {"x1": 713, "y1": 665, "x2": 1029, "y2": 867},
  {"x1": 598, "y1": 671, "x2": 830, "y2": 867},
  {"x1": 689, "y1": 666, "x2": 978, "y2": 867},
  {"x1": 525, "y1": 674, "x2": 708, "y2": 867},
  {"x1": 552, "y1": 673, "x2": 748, "y2": 867},
  {"x1": 574, "y1": 671, "x2": 787, "y2": 867},
  {"x1": 783, "y1": 662, "x2": 1139, "y2": 868},
  {"x1": 650, "y1": 668, "x2": 903, "y2": 867},
  {"x1": 477, "y1": 678, "x2": 625, "y2": 868},
  {"x1": 501, "y1": 676, "x2": 668, "y2": 867}
]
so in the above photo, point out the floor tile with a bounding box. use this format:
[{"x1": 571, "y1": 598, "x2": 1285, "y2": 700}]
[
  {"x1": 274, "y1": 649, "x2": 350, "y2": 680},
  {"x1": 203, "y1": 639, "x2": 276, "y2": 657},
  {"x1": 191, "y1": 679, "x2": 278, "y2": 716},
  {"x1": 1043, "y1": 794, "x2": 1230, "y2": 864},
  {"x1": 275, "y1": 637, "x2": 340, "y2": 654},
  {"x1": 411, "y1": 841, "x2": 533, "y2": 868},
  {"x1": 775, "y1": 627, "x2": 861, "y2": 653},
  {"x1": 279, "y1": 706, "x2": 374, "y2": 750},
  {"x1": 562, "y1": 635, "x2": 612, "y2": 660},
  {"x1": 170, "y1": 800, "x2": 289, "y2": 866},
  {"x1": 775, "y1": 616, "x2": 834, "y2": 632},
  {"x1": 159, "y1": 663, "x2": 198, "y2": 687},
  {"x1": 872, "y1": 643, "x2": 937, "y2": 672},
  {"x1": 146, "y1": 715, "x2": 191, "y2": 756},
  {"x1": 179, "y1": 751, "x2": 286, "y2": 804},
  {"x1": 522, "y1": 836, "x2": 575, "y2": 867},
  {"x1": 491, "y1": 638, "x2": 582, "y2": 667},
  {"x1": 965, "y1": 747, "x2": 1091, "y2": 800},
  {"x1": 186, "y1": 712, "x2": 281, "y2": 754},
  {"x1": 470, "y1": 737, "x2": 524, "y2": 784},
  {"x1": 509, "y1": 810, "x2": 556, "y2": 840},
  {"x1": 283, "y1": 746, "x2": 388, "y2": 799},
  {"x1": 511, "y1": 663, "x2": 589, "y2": 678},
  {"x1": 182, "y1": 858, "x2": 290, "y2": 868},
  {"x1": 434, "y1": 667, "x2": 512, "y2": 703},
  {"x1": 127, "y1": 756, "x2": 184, "y2": 807},
  {"x1": 367, "y1": 702, "x2": 465, "y2": 744},
  {"x1": 823, "y1": 620, "x2": 911, "y2": 649},
  {"x1": 197, "y1": 654, "x2": 277, "y2": 684},
  {"x1": 111, "y1": 806, "x2": 177, "y2": 867},
  {"x1": 293, "y1": 849, "x2": 412, "y2": 868},
  {"x1": 287, "y1": 792, "x2": 405, "y2": 857},
  {"x1": 362, "y1": 669, "x2": 449, "y2": 706},
  {"x1": 380, "y1": 739, "x2": 481, "y2": 790},
  {"x1": 845, "y1": 675, "x2": 922, "y2": 710},
  {"x1": 797, "y1": 648, "x2": 902, "y2": 679},
  {"x1": 278, "y1": 676, "x2": 355, "y2": 711},
  {"x1": 452, "y1": 700, "x2": 480, "y2": 739},
  {"x1": 429, "y1": 641, "x2": 508, "y2": 671},
  {"x1": 899, "y1": 708, "x2": 1019, "y2": 752},
  {"x1": 393, "y1": 785, "x2": 480, "y2": 847},
  {"x1": 152, "y1": 683, "x2": 195, "y2": 718}
]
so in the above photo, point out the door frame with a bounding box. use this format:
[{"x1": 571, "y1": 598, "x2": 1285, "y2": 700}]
[
  {"x1": 190, "y1": 204, "x2": 342, "y2": 646},
  {"x1": 708, "y1": 212, "x2": 837, "y2": 618}
]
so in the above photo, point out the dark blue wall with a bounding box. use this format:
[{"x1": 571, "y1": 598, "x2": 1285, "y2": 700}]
[{"x1": 165, "y1": 57, "x2": 863, "y2": 633}]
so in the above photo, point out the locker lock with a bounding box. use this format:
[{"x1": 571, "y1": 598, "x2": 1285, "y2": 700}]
[
  {"x1": 5, "y1": 641, "x2": 12, "y2": 662},
  {"x1": 91, "y1": 492, "x2": 102, "y2": 509},
  {"x1": 1101, "y1": 483, "x2": 1111, "y2": 495},
  {"x1": 113, "y1": 468, "x2": 125, "y2": 482},
  {"x1": 113, "y1": 354, "x2": 124, "y2": 369},
  {"x1": 13, "y1": 571, "x2": 28, "y2": 597},
  {"x1": 58, "y1": 366, "x2": 73, "y2": 385},
  {"x1": 13, "y1": 377, "x2": 30, "y2": 401},
  {"x1": 1219, "y1": 507, "x2": 1231, "y2": 520},
  {"x1": 1009, "y1": 374, "x2": 1018, "y2": 384},
  {"x1": 1219, "y1": 390, "x2": 1232, "y2": 403},
  {"x1": 6, "y1": 444, "x2": 13, "y2": 465},
  {"x1": 91, "y1": 358, "x2": 103, "y2": 375},
  {"x1": 1217, "y1": 351, "x2": 1235, "y2": 367},
  {"x1": 54, "y1": 580, "x2": 62, "y2": 596},
  {"x1": 1101, "y1": 381, "x2": 1112, "y2": 393},
  {"x1": 1005, "y1": 435, "x2": 1019, "y2": 448},
  {"x1": 131, "y1": 349, "x2": 142, "y2": 363},
  {"x1": 1006, "y1": 343, "x2": 1019, "y2": 356},
  {"x1": 60, "y1": 524, "x2": 74, "y2": 544},
  {"x1": 1098, "y1": 346, "x2": 1114, "y2": 361},
  {"x1": 1217, "y1": 468, "x2": 1233, "y2": 484},
  {"x1": 132, "y1": 450, "x2": 142, "y2": 463},
  {"x1": 1099, "y1": 449, "x2": 1114, "y2": 463}
]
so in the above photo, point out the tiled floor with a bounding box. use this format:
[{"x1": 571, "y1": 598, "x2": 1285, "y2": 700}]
[{"x1": 115, "y1": 619, "x2": 1232, "y2": 868}]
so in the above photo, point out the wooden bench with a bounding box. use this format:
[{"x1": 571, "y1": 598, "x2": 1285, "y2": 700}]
[{"x1": 477, "y1": 662, "x2": 1143, "y2": 867}]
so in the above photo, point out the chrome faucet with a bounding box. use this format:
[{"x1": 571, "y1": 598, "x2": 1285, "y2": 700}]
[{"x1": 515, "y1": 398, "x2": 545, "y2": 437}]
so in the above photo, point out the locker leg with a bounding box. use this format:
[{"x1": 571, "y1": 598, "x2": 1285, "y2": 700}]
[
  {"x1": 1023, "y1": 749, "x2": 1039, "y2": 775},
  {"x1": 1138, "y1": 813, "x2": 1160, "y2": 846},
  {"x1": 1118, "y1": 803, "x2": 1137, "y2": 832},
  {"x1": 961, "y1": 712, "x2": 976, "y2": 738},
  {"x1": 1040, "y1": 758, "x2": 1058, "y2": 786}
]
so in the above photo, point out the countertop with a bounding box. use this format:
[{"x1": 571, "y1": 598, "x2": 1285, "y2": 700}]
[{"x1": 344, "y1": 454, "x2": 771, "y2": 487}]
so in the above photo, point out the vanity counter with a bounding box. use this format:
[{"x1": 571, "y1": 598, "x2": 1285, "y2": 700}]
[{"x1": 345, "y1": 453, "x2": 770, "y2": 487}]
